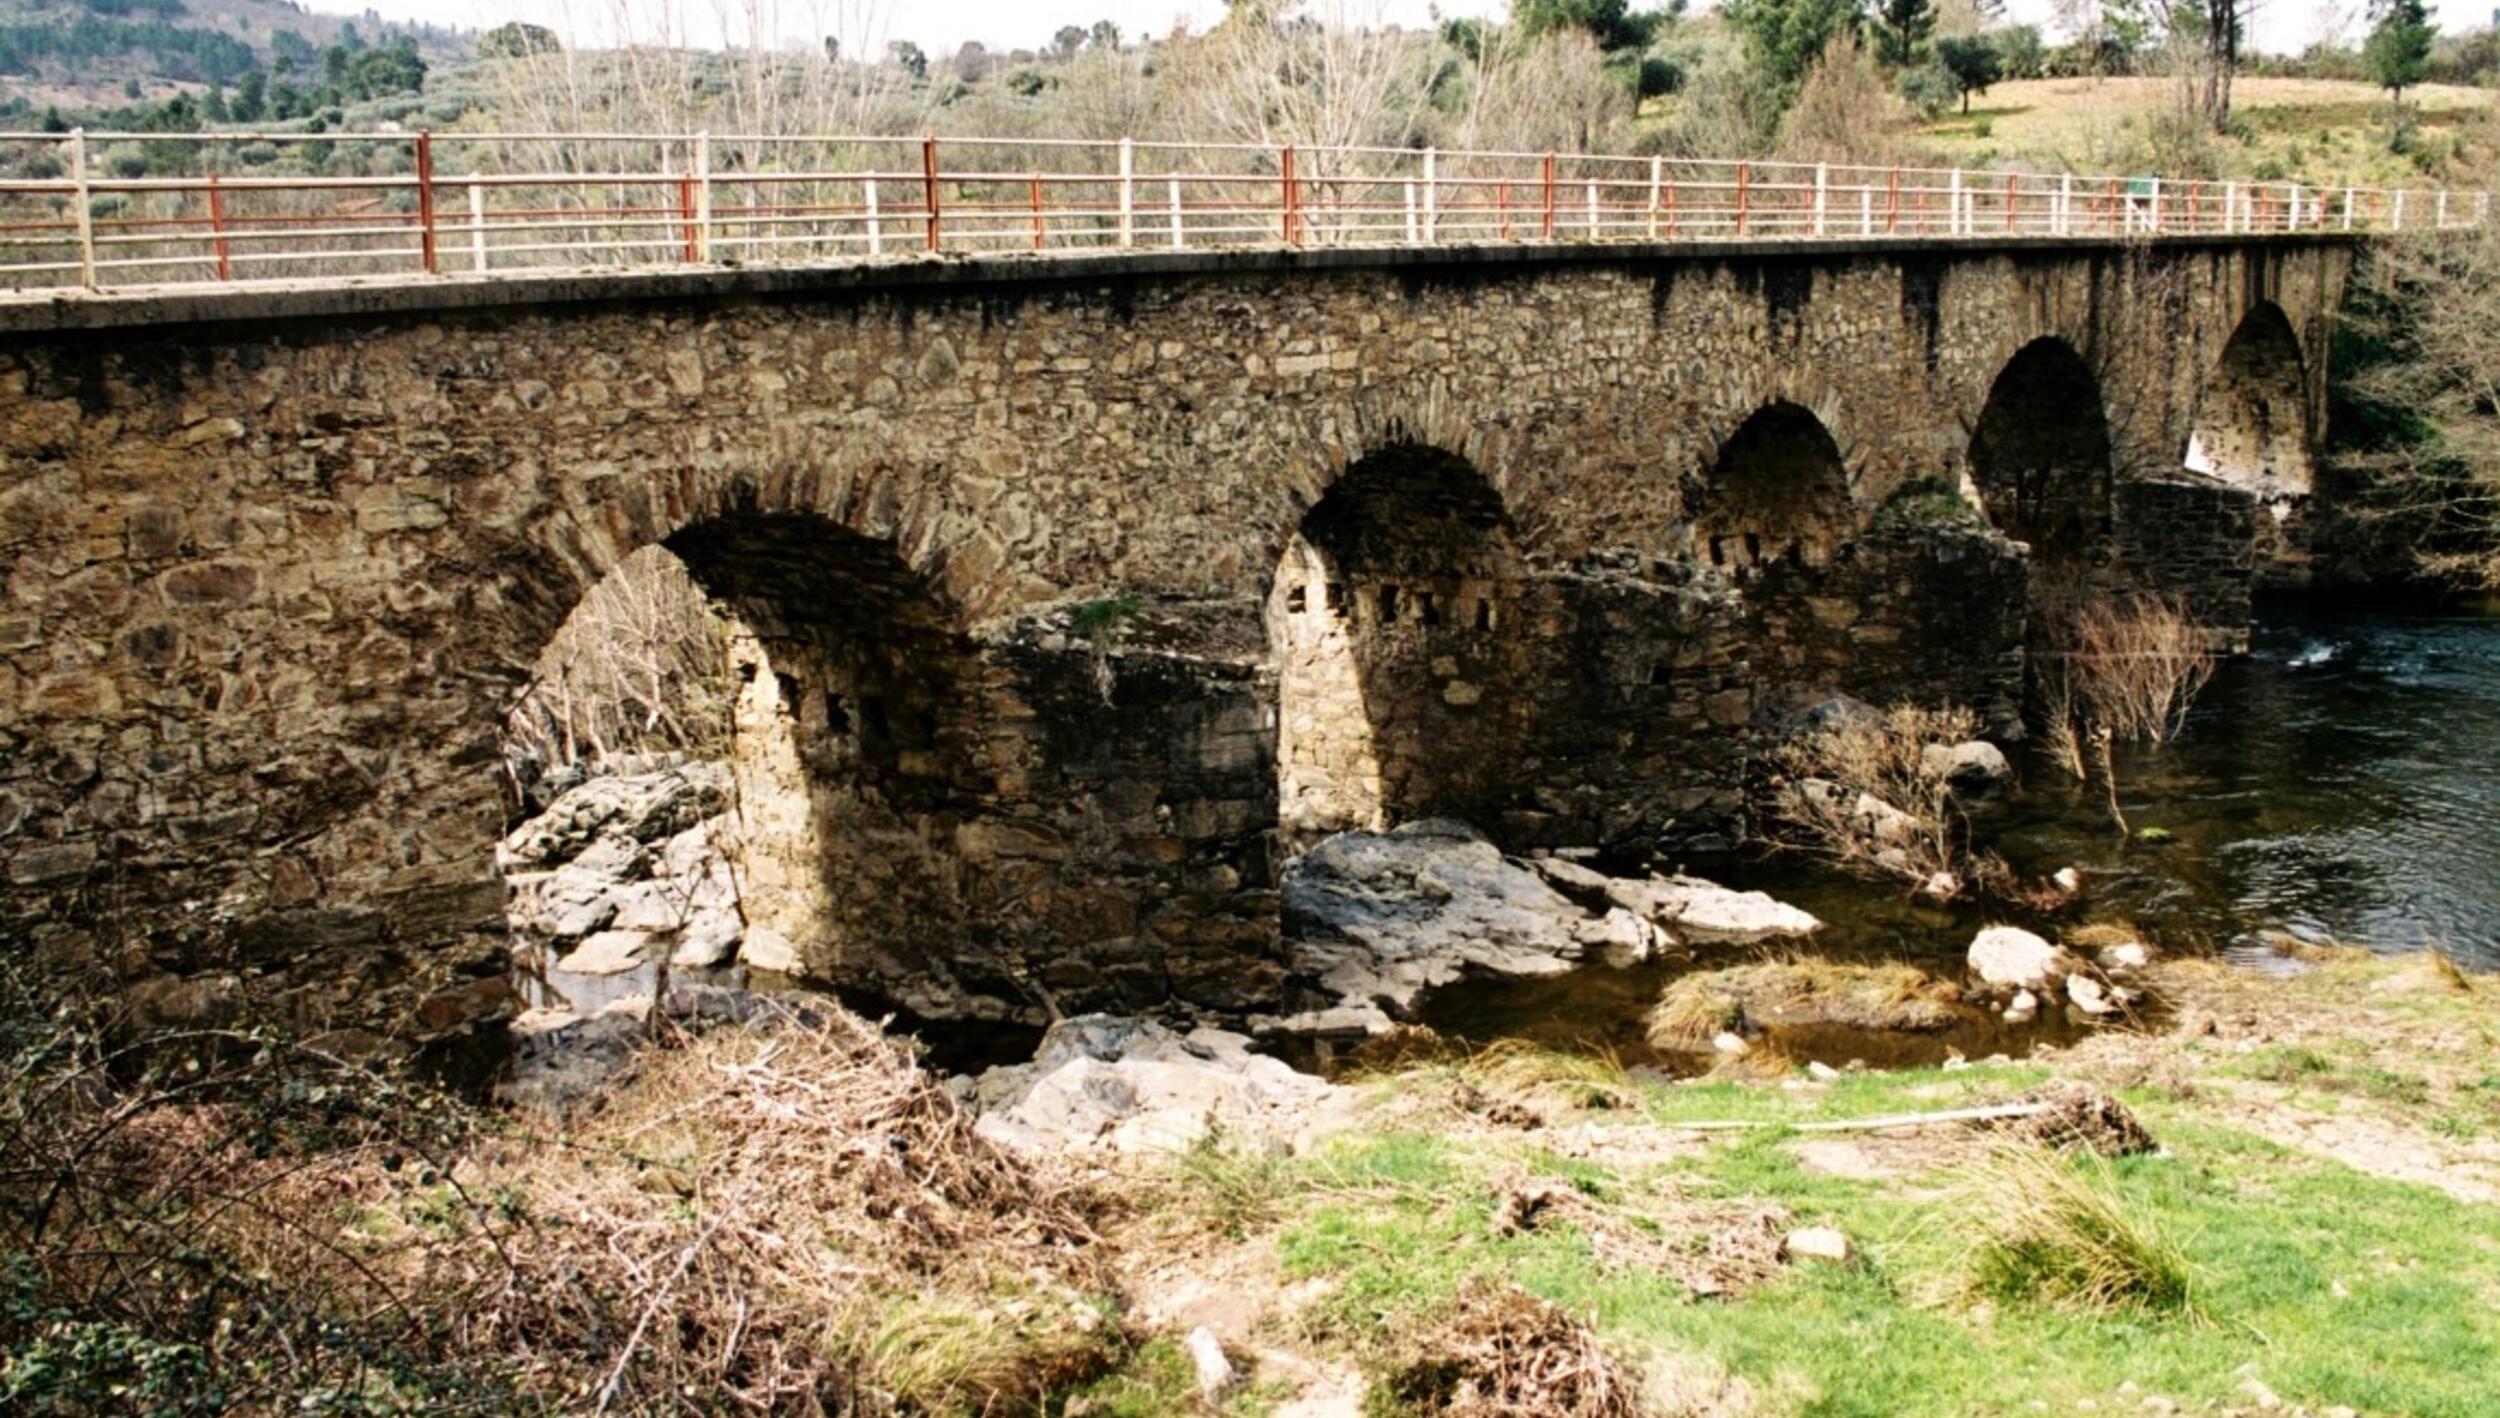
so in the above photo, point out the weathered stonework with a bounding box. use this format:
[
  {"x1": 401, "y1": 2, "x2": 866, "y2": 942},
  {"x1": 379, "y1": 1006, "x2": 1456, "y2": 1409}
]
[{"x1": 0, "y1": 237, "x2": 2352, "y2": 1044}]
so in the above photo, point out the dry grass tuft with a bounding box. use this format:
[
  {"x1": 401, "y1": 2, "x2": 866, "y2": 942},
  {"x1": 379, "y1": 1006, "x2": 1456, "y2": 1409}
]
[
  {"x1": 1383, "y1": 1279, "x2": 1648, "y2": 1417},
  {"x1": 1954, "y1": 1144, "x2": 2198, "y2": 1320},
  {"x1": 1648, "y1": 958, "x2": 1964, "y2": 1053}
]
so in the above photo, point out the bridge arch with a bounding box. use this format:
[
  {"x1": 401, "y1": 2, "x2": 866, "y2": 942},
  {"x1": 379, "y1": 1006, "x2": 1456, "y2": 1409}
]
[
  {"x1": 1691, "y1": 401, "x2": 1860, "y2": 574},
  {"x1": 1966, "y1": 336, "x2": 2116, "y2": 572},
  {"x1": 505, "y1": 506, "x2": 1000, "y2": 1012},
  {"x1": 2185, "y1": 301, "x2": 2314, "y2": 499},
  {"x1": 1268, "y1": 440, "x2": 1528, "y2": 845}
]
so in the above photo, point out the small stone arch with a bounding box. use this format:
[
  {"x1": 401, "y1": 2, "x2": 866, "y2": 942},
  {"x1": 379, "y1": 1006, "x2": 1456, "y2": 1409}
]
[
  {"x1": 1690, "y1": 401, "x2": 1861, "y2": 574},
  {"x1": 1267, "y1": 440, "x2": 1529, "y2": 845},
  {"x1": 1967, "y1": 335, "x2": 2117, "y2": 570},
  {"x1": 2185, "y1": 301, "x2": 2315, "y2": 500}
]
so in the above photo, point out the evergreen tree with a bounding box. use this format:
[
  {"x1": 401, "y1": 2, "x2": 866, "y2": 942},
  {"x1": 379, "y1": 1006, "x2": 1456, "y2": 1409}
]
[
  {"x1": 2365, "y1": 0, "x2": 2435, "y2": 113},
  {"x1": 1872, "y1": 0, "x2": 1935, "y2": 68}
]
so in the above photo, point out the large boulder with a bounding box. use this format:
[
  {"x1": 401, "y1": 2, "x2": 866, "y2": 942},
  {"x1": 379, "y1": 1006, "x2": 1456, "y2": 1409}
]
[
  {"x1": 969, "y1": 1015, "x2": 1353, "y2": 1154},
  {"x1": 1278, "y1": 821, "x2": 1820, "y2": 1022},
  {"x1": 1282, "y1": 821, "x2": 1592, "y2": 1014},
  {"x1": 1968, "y1": 925, "x2": 2067, "y2": 992}
]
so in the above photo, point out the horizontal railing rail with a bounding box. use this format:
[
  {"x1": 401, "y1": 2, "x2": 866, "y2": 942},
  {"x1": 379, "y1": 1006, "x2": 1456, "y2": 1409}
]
[{"x1": 0, "y1": 128, "x2": 2486, "y2": 294}]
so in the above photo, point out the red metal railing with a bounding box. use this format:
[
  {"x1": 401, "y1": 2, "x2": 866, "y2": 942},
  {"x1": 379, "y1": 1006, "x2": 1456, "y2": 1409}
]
[{"x1": 0, "y1": 128, "x2": 2486, "y2": 295}]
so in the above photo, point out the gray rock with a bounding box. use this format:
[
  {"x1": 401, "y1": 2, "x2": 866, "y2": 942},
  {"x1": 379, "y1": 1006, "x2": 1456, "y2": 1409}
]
[
  {"x1": 1969, "y1": 926, "x2": 2066, "y2": 992},
  {"x1": 1605, "y1": 875, "x2": 1822, "y2": 945},
  {"x1": 970, "y1": 1015, "x2": 1352, "y2": 1154},
  {"x1": 1921, "y1": 740, "x2": 2012, "y2": 789},
  {"x1": 557, "y1": 929, "x2": 655, "y2": 976}
]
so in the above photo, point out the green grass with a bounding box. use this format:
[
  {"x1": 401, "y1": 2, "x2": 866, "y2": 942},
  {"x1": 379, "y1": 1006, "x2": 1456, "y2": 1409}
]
[{"x1": 1247, "y1": 1081, "x2": 2500, "y2": 1416}]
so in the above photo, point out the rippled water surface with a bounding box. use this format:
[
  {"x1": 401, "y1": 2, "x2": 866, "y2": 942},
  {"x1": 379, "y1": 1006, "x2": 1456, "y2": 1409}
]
[
  {"x1": 1992, "y1": 602, "x2": 2500, "y2": 969},
  {"x1": 1422, "y1": 603, "x2": 2500, "y2": 1058}
]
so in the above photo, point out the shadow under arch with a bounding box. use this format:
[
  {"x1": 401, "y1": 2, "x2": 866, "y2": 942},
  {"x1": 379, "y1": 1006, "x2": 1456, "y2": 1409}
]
[
  {"x1": 1267, "y1": 441, "x2": 1528, "y2": 846},
  {"x1": 2185, "y1": 301, "x2": 2315, "y2": 500},
  {"x1": 1690, "y1": 401, "x2": 1860, "y2": 575},
  {"x1": 1967, "y1": 335, "x2": 2116, "y2": 573},
  {"x1": 508, "y1": 508, "x2": 1000, "y2": 1015}
]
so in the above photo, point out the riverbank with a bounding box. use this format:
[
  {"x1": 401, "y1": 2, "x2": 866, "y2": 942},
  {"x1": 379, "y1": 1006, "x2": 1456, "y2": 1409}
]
[{"x1": 11, "y1": 942, "x2": 2492, "y2": 1415}]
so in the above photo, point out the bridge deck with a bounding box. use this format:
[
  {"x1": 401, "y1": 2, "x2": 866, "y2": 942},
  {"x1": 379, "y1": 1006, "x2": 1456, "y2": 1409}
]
[{"x1": 0, "y1": 229, "x2": 2372, "y2": 335}]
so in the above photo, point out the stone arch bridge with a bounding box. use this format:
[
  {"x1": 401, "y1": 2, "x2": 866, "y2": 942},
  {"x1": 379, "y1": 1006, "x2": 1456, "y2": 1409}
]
[{"x1": 0, "y1": 235, "x2": 2351, "y2": 1046}]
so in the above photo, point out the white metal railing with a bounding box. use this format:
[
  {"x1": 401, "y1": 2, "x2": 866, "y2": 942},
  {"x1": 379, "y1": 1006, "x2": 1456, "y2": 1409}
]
[{"x1": 0, "y1": 128, "x2": 2486, "y2": 295}]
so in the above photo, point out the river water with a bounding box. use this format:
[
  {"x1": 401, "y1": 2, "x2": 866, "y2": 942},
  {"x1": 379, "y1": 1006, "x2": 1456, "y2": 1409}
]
[{"x1": 1418, "y1": 602, "x2": 2500, "y2": 1061}]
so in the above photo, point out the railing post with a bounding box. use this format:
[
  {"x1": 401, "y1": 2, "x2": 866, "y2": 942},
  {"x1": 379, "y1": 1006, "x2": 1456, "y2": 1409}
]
[
  {"x1": 1736, "y1": 161, "x2": 1750, "y2": 236},
  {"x1": 692, "y1": 131, "x2": 712, "y2": 262},
  {"x1": 207, "y1": 172, "x2": 231, "y2": 281},
  {"x1": 1540, "y1": 152, "x2": 1556, "y2": 240},
  {"x1": 1029, "y1": 173, "x2": 1045, "y2": 250},
  {"x1": 2436, "y1": 189, "x2": 2449, "y2": 229},
  {"x1": 1117, "y1": 136, "x2": 1135, "y2": 248},
  {"x1": 2343, "y1": 187, "x2": 2355, "y2": 231},
  {"x1": 1859, "y1": 183, "x2": 1872, "y2": 236},
  {"x1": 1403, "y1": 178, "x2": 1418, "y2": 243},
  {"x1": 677, "y1": 168, "x2": 698, "y2": 262},
  {"x1": 2003, "y1": 169, "x2": 2017, "y2": 232},
  {"x1": 921, "y1": 134, "x2": 941, "y2": 252},
  {"x1": 2148, "y1": 176, "x2": 2162, "y2": 234},
  {"x1": 1646, "y1": 155, "x2": 1662, "y2": 239},
  {"x1": 2222, "y1": 180, "x2": 2238, "y2": 235},
  {"x1": 415, "y1": 129, "x2": 439, "y2": 274},
  {"x1": 1886, "y1": 167, "x2": 1899, "y2": 234},
  {"x1": 865, "y1": 177, "x2": 883, "y2": 256},
  {"x1": 67, "y1": 127, "x2": 96, "y2": 290},
  {"x1": 1422, "y1": 147, "x2": 1437, "y2": 242},
  {"x1": 2289, "y1": 183, "x2": 2303, "y2": 231},
  {"x1": 1280, "y1": 145, "x2": 1299, "y2": 245},
  {"x1": 1585, "y1": 178, "x2": 1599, "y2": 236},
  {"x1": 2392, "y1": 189, "x2": 2404, "y2": 231},
  {"x1": 2058, "y1": 172, "x2": 2072, "y2": 236},
  {"x1": 1949, "y1": 167, "x2": 1963, "y2": 236},
  {"x1": 1169, "y1": 176, "x2": 1184, "y2": 249},
  {"x1": 1812, "y1": 163, "x2": 1827, "y2": 237},
  {"x1": 467, "y1": 172, "x2": 488, "y2": 271}
]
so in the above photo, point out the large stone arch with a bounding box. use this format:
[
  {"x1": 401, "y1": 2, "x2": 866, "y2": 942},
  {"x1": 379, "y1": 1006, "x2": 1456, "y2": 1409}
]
[
  {"x1": 500, "y1": 503, "x2": 1030, "y2": 1022},
  {"x1": 2185, "y1": 301, "x2": 2314, "y2": 500},
  {"x1": 1967, "y1": 335, "x2": 2116, "y2": 575},
  {"x1": 1268, "y1": 440, "x2": 1528, "y2": 845}
]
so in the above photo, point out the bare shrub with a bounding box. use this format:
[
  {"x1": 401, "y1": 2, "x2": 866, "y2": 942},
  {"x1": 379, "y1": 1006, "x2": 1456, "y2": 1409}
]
[
  {"x1": 1764, "y1": 702, "x2": 2000, "y2": 893},
  {"x1": 2035, "y1": 593, "x2": 2219, "y2": 750},
  {"x1": 507, "y1": 546, "x2": 736, "y2": 770},
  {"x1": 1778, "y1": 32, "x2": 1920, "y2": 166}
]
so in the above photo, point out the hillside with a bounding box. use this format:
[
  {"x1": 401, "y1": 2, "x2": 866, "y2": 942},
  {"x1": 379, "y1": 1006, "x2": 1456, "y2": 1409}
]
[
  {"x1": 0, "y1": 0, "x2": 465, "y2": 110},
  {"x1": 1918, "y1": 75, "x2": 2498, "y2": 190}
]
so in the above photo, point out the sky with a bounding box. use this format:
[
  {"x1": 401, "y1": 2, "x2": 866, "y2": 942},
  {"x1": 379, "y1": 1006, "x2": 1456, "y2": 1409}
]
[{"x1": 323, "y1": 0, "x2": 2492, "y2": 64}]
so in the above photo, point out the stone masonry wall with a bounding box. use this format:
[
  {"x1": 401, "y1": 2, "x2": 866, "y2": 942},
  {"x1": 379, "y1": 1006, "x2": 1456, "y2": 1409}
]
[{"x1": 0, "y1": 238, "x2": 2351, "y2": 1044}]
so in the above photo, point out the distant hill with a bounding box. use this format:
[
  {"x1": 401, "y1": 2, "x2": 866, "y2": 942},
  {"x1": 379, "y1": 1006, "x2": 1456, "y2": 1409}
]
[{"x1": 0, "y1": 0, "x2": 467, "y2": 109}]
